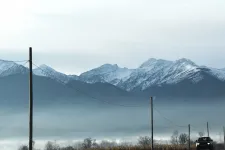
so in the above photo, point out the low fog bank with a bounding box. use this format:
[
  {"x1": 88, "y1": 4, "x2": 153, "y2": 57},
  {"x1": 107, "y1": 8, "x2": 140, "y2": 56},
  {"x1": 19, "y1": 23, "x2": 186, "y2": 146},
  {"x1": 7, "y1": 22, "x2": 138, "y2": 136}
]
[{"x1": 0, "y1": 97, "x2": 224, "y2": 150}]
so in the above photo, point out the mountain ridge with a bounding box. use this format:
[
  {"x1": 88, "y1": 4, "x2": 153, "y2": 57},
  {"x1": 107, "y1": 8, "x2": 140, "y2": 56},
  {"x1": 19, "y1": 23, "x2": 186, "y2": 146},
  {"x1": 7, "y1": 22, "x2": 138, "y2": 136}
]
[
  {"x1": 0, "y1": 58, "x2": 225, "y2": 95},
  {"x1": 78, "y1": 58, "x2": 225, "y2": 91}
]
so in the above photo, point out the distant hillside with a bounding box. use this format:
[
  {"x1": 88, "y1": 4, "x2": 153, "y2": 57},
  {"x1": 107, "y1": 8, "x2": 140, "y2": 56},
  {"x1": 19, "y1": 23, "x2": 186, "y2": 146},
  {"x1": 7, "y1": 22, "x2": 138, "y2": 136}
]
[
  {"x1": 0, "y1": 74, "x2": 133, "y2": 107},
  {"x1": 0, "y1": 58, "x2": 225, "y2": 101},
  {"x1": 141, "y1": 71, "x2": 225, "y2": 98}
]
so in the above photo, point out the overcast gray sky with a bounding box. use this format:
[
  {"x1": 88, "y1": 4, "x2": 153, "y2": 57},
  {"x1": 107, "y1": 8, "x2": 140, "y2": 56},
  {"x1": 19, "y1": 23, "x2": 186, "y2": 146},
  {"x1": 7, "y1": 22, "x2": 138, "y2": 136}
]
[{"x1": 0, "y1": 0, "x2": 225, "y2": 74}]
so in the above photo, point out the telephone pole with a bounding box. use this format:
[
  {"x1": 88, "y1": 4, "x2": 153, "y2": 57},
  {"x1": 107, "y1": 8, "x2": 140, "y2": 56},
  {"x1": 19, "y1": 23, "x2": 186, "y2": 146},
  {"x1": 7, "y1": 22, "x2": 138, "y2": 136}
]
[
  {"x1": 150, "y1": 97, "x2": 154, "y2": 150},
  {"x1": 223, "y1": 126, "x2": 225, "y2": 149},
  {"x1": 207, "y1": 122, "x2": 209, "y2": 137},
  {"x1": 29, "y1": 47, "x2": 33, "y2": 150},
  {"x1": 188, "y1": 124, "x2": 191, "y2": 150},
  {"x1": 218, "y1": 132, "x2": 222, "y2": 143}
]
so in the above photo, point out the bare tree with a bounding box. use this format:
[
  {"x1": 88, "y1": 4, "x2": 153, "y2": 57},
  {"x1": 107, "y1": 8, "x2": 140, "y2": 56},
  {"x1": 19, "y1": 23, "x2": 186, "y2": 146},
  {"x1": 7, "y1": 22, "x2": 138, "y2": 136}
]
[
  {"x1": 18, "y1": 141, "x2": 38, "y2": 150},
  {"x1": 171, "y1": 130, "x2": 179, "y2": 145},
  {"x1": 73, "y1": 142, "x2": 83, "y2": 150},
  {"x1": 92, "y1": 139, "x2": 99, "y2": 148},
  {"x1": 99, "y1": 140, "x2": 117, "y2": 148},
  {"x1": 198, "y1": 132, "x2": 205, "y2": 137},
  {"x1": 82, "y1": 138, "x2": 98, "y2": 149},
  {"x1": 138, "y1": 136, "x2": 152, "y2": 148},
  {"x1": 44, "y1": 141, "x2": 60, "y2": 150},
  {"x1": 179, "y1": 133, "x2": 188, "y2": 145},
  {"x1": 18, "y1": 145, "x2": 28, "y2": 150},
  {"x1": 120, "y1": 142, "x2": 133, "y2": 147},
  {"x1": 60, "y1": 146, "x2": 75, "y2": 150}
]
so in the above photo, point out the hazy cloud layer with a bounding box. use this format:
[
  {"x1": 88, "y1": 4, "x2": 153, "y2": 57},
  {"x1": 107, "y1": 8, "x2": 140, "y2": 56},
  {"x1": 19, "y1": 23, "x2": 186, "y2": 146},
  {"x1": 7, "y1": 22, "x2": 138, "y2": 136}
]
[{"x1": 0, "y1": 99, "x2": 224, "y2": 150}]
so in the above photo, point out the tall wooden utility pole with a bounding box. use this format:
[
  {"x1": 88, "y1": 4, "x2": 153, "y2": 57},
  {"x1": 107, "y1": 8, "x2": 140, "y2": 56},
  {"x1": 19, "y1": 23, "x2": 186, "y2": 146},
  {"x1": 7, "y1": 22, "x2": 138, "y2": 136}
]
[
  {"x1": 29, "y1": 47, "x2": 33, "y2": 150},
  {"x1": 207, "y1": 122, "x2": 209, "y2": 137},
  {"x1": 223, "y1": 126, "x2": 225, "y2": 150},
  {"x1": 188, "y1": 124, "x2": 191, "y2": 150},
  {"x1": 150, "y1": 97, "x2": 154, "y2": 150}
]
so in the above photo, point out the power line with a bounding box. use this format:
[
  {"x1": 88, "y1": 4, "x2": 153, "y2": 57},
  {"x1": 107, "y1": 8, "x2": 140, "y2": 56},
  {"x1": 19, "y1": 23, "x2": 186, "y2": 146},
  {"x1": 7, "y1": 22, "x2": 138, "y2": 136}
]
[
  {"x1": 32, "y1": 62, "x2": 148, "y2": 108},
  {"x1": 158, "y1": 126, "x2": 180, "y2": 129},
  {"x1": 190, "y1": 126, "x2": 202, "y2": 133},
  {"x1": 0, "y1": 59, "x2": 28, "y2": 63},
  {"x1": 11, "y1": 60, "x2": 28, "y2": 63},
  {"x1": 190, "y1": 124, "x2": 199, "y2": 129},
  {"x1": 0, "y1": 60, "x2": 29, "y2": 76},
  {"x1": 153, "y1": 106, "x2": 187, "y2": 128},
  {"x1": 153, "y1": 102, "x2": 211, "y2": 129},
  {"x1": 191, "y1": 128, "x2": 198, "y2": 132}
]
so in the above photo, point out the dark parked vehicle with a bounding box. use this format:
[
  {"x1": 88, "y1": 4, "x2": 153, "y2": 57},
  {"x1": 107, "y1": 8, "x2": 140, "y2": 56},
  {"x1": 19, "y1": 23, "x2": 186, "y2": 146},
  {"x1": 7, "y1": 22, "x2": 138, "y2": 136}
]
[{"x1": 196, "y1": 137, "x2": 214, "y2": 150}]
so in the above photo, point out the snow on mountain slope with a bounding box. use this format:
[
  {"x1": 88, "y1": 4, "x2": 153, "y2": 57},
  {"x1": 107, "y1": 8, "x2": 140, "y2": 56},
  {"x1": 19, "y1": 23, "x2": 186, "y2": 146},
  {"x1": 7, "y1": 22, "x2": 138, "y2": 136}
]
[
  {"x1": 118, "y1": 59, "x2": 173, "y2": 90},
  {"x1": 78, "y1": 58, "x2": 225, "y2": 91},
  {"x1": 0, "y1": 61, "x2": 78, "y2": 83},
  {"x1": 139, "y1": 58, "x2": 173, "y2": 70},
  {"x1": 207, "y1": 67, "x2": 225, "y2": 81},
  {"x1": 33, "y1": 64, "x2": 72, "y2": 83},
  {"x1": 79, "y1": 64, "x2": 133, "y2": 84},
  {"x1": 1, "y1": 58, "x2": 225, "y2": 92},
  {"x1": 68, "y1": 75, "x2": 79, "y2": 81},
  {"x1": 160, "y1": 58, "x2": 201, "y2": 84},
  {"x1": 117, "y1": 58, "x2": 203, "y2": 91},
  {"x1": 0, "y1": 60, "x2": 28, "y2": 77}
]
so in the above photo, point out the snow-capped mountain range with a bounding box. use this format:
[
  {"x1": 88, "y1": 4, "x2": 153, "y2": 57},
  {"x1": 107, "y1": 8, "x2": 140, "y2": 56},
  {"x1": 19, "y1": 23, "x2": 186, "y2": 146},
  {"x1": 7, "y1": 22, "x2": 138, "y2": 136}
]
[
  {"x1": 33, "y1": 64, "x2": 78, "y2": 83},
  {"x1": 0, "y1": 58, "x2": 225, "y2": 92},
  {"x1": 0, "y1": 60, "x2": 28, "y2": 77},
  {"x1": 79, "y1": 64, "x2": 134, "y2": 85},
  {"x1": 78, "y1": 58, "x2": 225, "y2": 91}
]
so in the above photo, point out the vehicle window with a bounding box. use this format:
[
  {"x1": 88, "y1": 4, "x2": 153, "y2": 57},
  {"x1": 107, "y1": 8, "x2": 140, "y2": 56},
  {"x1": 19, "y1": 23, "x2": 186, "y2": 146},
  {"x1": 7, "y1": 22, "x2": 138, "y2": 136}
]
[{"x1": 198, "y1": 137, "x2": 210, "y2": 141}]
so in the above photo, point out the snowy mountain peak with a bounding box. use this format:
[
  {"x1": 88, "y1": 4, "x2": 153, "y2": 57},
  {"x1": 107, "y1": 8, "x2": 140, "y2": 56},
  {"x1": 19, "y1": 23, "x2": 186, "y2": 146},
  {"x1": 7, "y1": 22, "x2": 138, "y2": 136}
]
[
  {"x1": 0, "y1": 60, "x2": 17, "y2": 74},
  {"x1": 139, "y1": 58, "x2": 157, "y2": 68},
  {"x1": 33, "y1": 64, "x2": 55, "y2": 77},
  {"x1": 139, "y1": 58, "x2": 172, "y2": 69},
  {"x1": 0, "y1": 59, "x2": 28, "y2": 76},
  {"x1": 1, "y1": 58, "x2": 225, "y2": 92},
  {"x1": 80, "y1": 63, "x2": 133, "y2": 84},
  {"x1": 83, "y1": 64, "x2": 120, "y2": 76},
  {"x1": 173, "y1": 58, "x2": 198, "y2": 71},
  {"x1": 175, "y1": 58, "x2": 197, "y2": 66},
  {"x1": 38, "y1": 64, "x2": 55, "y2": 71},
  {"x1": 99, "y1": 64, "x2": 119, "y2": 70},
  {"x1": 33, "y1": 64, "x2": 72, "y2": 83},
  {"x1": 117, "y1": 58, "x2": 203, "y2": 91}
]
